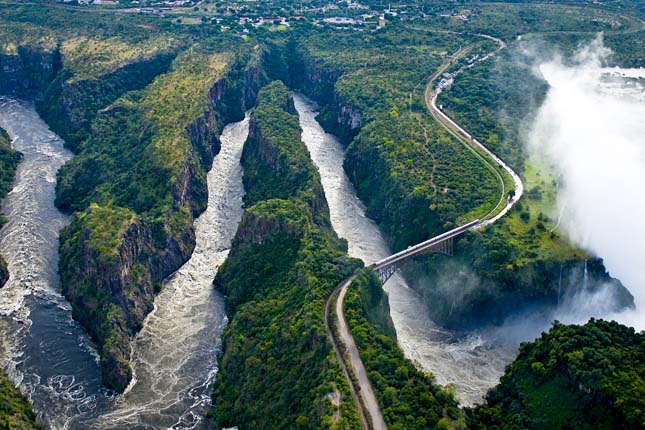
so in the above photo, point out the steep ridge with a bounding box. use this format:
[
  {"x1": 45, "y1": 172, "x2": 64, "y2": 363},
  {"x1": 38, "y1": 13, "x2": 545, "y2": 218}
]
[
  {"x1": 38, "y1": 50, "x2": 176, "y2": 152},
  {"x1": 211, "y1": 81, "x2": 362, "y2": 429},
  {"x1": 56, "y1": 47, "x2": 263, "y2": 392},
  {"x1": 91, "y1": 114, "x2": 251, "y2": 430}
]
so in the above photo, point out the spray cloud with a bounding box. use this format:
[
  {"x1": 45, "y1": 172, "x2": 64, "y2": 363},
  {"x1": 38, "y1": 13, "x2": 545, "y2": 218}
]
[{"x1": 529, "y1": 35, "x2": 645, "y2": 329}]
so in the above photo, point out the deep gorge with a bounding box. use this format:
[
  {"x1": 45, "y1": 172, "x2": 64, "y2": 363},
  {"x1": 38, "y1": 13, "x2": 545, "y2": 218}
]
[{"x1": 0, "y1": 11, "x2": 641, "y2": 428}]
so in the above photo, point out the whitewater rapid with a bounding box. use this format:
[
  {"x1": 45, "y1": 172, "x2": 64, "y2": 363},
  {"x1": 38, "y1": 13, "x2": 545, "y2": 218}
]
[
  {"x1": 0, "y1": 98, "x2": 249, "y2": 428},
  {"x1": 91, "y1": 114, "x2": 249, "y2": 429},
  {"x1": 293, "y1": 93, "x2": 516, "y2": 405},
  {"x1": 0, "y1": 97, "x2": 110, "y2": 429}
]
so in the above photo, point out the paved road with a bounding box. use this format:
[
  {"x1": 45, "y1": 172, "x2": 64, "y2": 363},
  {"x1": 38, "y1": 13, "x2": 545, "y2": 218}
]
[
  {"x1": 336, "y1": 278, "x2": 387, "y2": 430},
  {"x1": 327, "y1": 9, "x2": 645, "y2": 427},
  {"x1": 324, "y1": 276, "x2": 373, "y2": 430}
]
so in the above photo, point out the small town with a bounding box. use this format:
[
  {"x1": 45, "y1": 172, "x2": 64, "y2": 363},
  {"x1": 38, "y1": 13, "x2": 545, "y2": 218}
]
[{"x1": 64, "y1": 0, "x2": 472, "y2": 32}]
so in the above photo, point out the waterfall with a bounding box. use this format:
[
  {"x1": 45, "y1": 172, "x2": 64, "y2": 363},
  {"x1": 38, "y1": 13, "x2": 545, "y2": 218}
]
[
  {"x1": 557, "y1": 263, "x2": 563, "y2": 307},
  {"x1": 583, "y1": 259, "x2": 589, "y2": 290}
]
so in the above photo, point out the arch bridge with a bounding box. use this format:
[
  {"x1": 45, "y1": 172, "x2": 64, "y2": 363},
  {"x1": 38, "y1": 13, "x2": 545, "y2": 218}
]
[{"x1": 368, "y1": 219, "x2": 479, "y2": 284}]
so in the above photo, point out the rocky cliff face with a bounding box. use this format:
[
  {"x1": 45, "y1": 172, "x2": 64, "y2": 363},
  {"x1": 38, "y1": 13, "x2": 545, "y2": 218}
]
[
  {"x1": 37, "y1": 53, "x2": 175, "y2": 152},
  {"x1": 61, "y1": 212, "x2": 155, "y2": 389},
  {"x1": 263, "y1": 44, "x2": 362, "y2": 144},
  {"x1": 0, "y1": 46, "x2": 60, "y2": 96},
  {"x1": 242, "y1": 92, "x2": 330, "y2": 223},
  {"x1": 294, "y1": 51, "x2": 363, "y2": 143},
  {"x1": 405, "y1": 255, "x2": 634, "y2": 330}
]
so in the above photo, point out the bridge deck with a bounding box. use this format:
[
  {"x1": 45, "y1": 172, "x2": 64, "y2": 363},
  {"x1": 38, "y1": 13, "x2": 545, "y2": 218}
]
[{"x1": 369, "y1": 219, "x2": 479, "y2": 271}]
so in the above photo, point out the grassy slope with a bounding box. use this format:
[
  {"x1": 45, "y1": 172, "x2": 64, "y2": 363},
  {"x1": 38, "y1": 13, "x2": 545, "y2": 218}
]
[
  {"x1": 0, "y1": 3, "x2": 184, "y2": 149},
  {"x1": 437, "y1": 50, "x2": 581, "y2": 268}
]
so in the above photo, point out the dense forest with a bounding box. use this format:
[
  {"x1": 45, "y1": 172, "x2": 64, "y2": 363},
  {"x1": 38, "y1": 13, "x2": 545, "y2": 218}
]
[
  {"x1": 343, "y1": 269, "x2": 463, "y2": 429},
  {"x1": 467, "y1": 319, "x2": 645, "y2": 430}
]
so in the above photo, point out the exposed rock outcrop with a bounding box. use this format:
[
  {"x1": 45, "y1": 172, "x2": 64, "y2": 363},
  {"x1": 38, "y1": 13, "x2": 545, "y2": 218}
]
[{"x1": 0, "y1": 46, "x2": 61, "y2": 96}]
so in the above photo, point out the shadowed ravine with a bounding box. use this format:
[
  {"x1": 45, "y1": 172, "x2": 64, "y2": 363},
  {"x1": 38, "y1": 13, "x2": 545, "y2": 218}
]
[
  {"x1": 0, "y1": 98, "x2": 249, "y2": 429},
  {"x1": 293, "y1": 93, "x2": 516, "y2": 405}
]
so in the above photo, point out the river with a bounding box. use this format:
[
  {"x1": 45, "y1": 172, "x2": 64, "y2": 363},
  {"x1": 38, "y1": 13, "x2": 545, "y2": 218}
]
[
  {"x1": 0, "y1": 97, "x2": 249, "y2": 429},
  {"x1": 293, "y1": 93, "x2": 516, "y2": 405},
  {"x1": 0, "y1": 97, "x2": 110, "y2": 429},
  {"x1": 90, "y1": 114, "x2": 249, "y2": 430}
]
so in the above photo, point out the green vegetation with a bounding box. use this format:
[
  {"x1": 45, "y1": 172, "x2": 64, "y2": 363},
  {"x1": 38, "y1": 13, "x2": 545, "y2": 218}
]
[
  {"x1": 436, "y1": 46, "x2": 580, "y2": 264},
  {"x1": 60, "y1": 35, "x2": 178, "y2": 83},
  {"x1": 0, "y1": 1, "x2": 643, "y2": 424},
  {"x1": 426, "y1": 3, "x2": 635, "y2": 38},
  {"x1": 56, "y1": 42, "x2": 259, "y2": 391},
  {"x1": 467, "y1": 319, "x2": 645, "y2": 430},
  {"x1": 241, "y1": 80, "x2": 324, "y2": 211},
  {"x1": 423, "y1": 24, "x2": 638, "y2": 326},
  {"x1": 211, "y1": 81, "x2": 361, "y2": 429},
  {"x1": 0, "y1": 372, "x2": 45, "y2": 430},
  {"x1": 0, "y1": 1, "x2": 267, "y2": 393},
  {"x1": 343, "y1": 270, "x2": 463, "y2": 429},
  {"x1": 265, "y1": 25, "x2": 501, "y2": 250}
]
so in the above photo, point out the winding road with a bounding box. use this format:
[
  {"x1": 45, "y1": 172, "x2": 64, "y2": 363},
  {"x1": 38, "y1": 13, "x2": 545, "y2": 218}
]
[{"x1": 323, "y1": 32, "x2": 525, "y2": 430}]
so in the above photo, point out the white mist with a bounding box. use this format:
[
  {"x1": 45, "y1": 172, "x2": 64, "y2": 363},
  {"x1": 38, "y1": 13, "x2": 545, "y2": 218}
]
[{"x1": 530, "y1": 36, "x2": 645, "y2": 329}]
